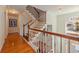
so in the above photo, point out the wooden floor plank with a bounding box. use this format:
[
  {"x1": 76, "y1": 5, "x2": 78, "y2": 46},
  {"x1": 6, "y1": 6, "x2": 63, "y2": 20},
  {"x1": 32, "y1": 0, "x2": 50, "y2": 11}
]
[{"x1": 1, "y1": 33, "x2": 35, "y2": 53}]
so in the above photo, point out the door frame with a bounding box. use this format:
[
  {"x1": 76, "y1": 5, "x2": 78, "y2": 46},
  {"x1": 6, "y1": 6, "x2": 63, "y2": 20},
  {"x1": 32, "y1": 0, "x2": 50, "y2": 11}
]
[{"x1": 7, "y1": 11, "x2": 20, "y2": 34}]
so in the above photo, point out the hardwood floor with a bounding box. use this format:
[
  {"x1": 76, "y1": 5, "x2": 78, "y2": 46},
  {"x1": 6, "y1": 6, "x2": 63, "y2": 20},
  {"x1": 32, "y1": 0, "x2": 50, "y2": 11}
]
[{"x1": 1, "y1": 33, "x2": 35, "y2": 53}]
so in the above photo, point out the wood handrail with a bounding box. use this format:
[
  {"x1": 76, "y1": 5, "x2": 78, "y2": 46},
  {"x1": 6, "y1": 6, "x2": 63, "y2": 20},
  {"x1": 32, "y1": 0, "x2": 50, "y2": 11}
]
[
  {"x1": 23, "y1": 20, "x2": 32, "y2": 36},
  {"x1": 23, "y1": 19, "x2": 37, "y2": 27},
  {"x1": 30, "y1": 28, "x2": 79, "y2": 42},
  {"x1": 23, "y1": 19, "x2": 37, "y2": 36}
]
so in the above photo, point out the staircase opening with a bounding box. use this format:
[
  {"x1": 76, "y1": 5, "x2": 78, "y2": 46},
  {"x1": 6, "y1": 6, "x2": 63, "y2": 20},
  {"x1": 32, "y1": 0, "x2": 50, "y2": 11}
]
[{"x1": 23, "y1": 5, "x2": 46, "y2": 41}]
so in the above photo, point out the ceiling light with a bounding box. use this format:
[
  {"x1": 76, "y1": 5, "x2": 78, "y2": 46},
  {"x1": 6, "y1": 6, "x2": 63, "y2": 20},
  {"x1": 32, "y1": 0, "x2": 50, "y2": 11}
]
[{"x1": 8, "y1": 9, "x2": 18, "y2": 14}]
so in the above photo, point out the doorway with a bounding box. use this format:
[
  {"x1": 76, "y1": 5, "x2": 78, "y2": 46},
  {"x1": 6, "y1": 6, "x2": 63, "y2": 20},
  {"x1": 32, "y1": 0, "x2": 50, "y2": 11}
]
[{"x1": 8, "y1": 13, "x2": 19, "y2": 34}]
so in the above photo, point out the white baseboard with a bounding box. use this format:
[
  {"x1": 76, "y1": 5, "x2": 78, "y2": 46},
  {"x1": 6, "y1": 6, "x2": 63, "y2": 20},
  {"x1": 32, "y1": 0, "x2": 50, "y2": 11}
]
[{"x1": 0, "y1": 39, "x2": 5, "y2": 52}]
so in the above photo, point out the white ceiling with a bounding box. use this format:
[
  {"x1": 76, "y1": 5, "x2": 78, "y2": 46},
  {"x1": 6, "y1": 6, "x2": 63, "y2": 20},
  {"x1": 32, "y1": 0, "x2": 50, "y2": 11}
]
[
  {"x1": 33, "y1": 5, "x2": 79, "y2": 11},
  {"x1": 33, "y1": 5, "x2": 79, "y2": 15},
  {"x1": 7, "y1": 5, "x2": 79, "y2": 14},
  {"x1": 7, "y1": 5, "x2": 27, "y2": 12}
]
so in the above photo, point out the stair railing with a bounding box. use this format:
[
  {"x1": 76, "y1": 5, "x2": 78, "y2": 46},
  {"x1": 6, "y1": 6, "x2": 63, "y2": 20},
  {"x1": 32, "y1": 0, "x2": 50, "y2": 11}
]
[
  {"x1": 23, "y1": 19, "x2": 38, "y2": 41},
  {"x1": 23, "y1": 20, "x2": 32, "y2": 36},
  {"x1": 29, "y1": 27, "x2": 79, "y2": 53}
]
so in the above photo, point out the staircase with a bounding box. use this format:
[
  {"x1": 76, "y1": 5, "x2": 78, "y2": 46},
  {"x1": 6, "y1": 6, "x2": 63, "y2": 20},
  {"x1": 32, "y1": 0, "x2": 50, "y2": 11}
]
[
  {"x1": 22, "y1": 6, "x2": 79, "y2": 53},
  {"x1": 24, "y1": 6, "x2": 54, "y2": 53},
  {"x1": 23, "y1": 5, "x2": 47, "y2": 52}
]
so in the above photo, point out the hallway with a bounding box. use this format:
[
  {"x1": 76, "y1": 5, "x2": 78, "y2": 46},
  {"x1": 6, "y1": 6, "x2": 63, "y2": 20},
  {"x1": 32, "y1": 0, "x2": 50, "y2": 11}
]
[{"x1": 1, "y1": 33, "x2": 35, "y2": 53}]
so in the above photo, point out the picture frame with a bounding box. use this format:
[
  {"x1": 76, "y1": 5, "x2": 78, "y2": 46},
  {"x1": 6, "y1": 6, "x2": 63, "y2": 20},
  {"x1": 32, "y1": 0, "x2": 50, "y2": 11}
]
[{"x1": 9, "y1": 19, "x2": 17, "y2": 27}]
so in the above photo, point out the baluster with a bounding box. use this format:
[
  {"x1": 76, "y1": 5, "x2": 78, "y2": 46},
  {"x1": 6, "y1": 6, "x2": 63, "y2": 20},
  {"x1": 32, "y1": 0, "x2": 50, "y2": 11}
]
[
  {"x1": 45, "y1": 33, "x2": 47, "y2": 53},
  {"x1": 49, "y1": 34, "x2": 51, "y2": 53},
  {"x1": 52, "y1": 35, "x2": 54, "y2": 53},
  {"x1": 60, "y1": 37, "x2": 62, "y2": 53},
  {"x1": 23, "y1": 25, "x2": 25, "y2": 36},
  {"x1": 28, "y1": 24, "x2": 30, "y2": 41},
  {"x1": 46, "y1": 34, "x2": 48, "y2": 53},
  {"x1": 54, "y1": 36, "x2": 56, "y2": 53},
  {"x1": 68, "y1": 39, "x2": 70, "y2": 53},
  {"x1": 40, "y1": 40, "x2": 41, "y2": 53},
  {"x1": 43, "y1": 32, "x2": 45, "y2": 53},
  {"x1": 38, "y1": 33, "x2": 40, "y2": 53},
  {"x1": 38, "y1": 38, "x2": 39, "y2": 53},
  {"x1": 42, "y1": 32, "x2": 44, "y2": 53},
  {"x1": 36, "y1": 37, "x2": 38, "y2": 53}
]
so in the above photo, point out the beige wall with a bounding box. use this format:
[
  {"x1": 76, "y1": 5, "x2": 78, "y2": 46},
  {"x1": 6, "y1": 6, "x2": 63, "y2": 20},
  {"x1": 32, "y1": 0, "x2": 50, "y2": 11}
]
[
  {"x1": 57, "y1": 11, "x2": 79, "y2": 53},
  {"x1": 46, "y1": 11, "x2": 57, "y2": 32},
  {"x1": 19, "y1": 14, "x2": 23, "y2": 36},
  {"x1": 0, "y1": 6, "x2": 28, "y2": 51},
  {"x1": 46, "y1": 10, "x2": 79, "y2": 53},
  {"x1": 0, "y1": 6, "x2": 6, "y2": 51},
  {"x1": 19, "y1": 12, "x2": 28, "y2": 36}
]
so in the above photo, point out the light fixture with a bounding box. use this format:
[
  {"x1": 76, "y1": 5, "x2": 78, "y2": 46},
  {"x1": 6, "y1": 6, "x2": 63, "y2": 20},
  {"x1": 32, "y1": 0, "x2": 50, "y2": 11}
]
[{"x1": 8, "y1": 9, "x2": 18, "y2": 14}]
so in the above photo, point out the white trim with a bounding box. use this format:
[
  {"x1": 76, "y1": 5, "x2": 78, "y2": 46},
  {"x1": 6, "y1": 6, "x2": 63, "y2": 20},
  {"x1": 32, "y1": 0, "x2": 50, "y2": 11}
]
[{"x1": 0, "y1": 39, "x2": 5, "y2": 52}]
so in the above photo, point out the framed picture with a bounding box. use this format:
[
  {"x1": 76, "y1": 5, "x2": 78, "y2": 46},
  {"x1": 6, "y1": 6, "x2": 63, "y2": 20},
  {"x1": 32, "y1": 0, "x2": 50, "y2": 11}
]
[
  {"x1": 65, "y1": 16, "x2": 79, "y2": 33},
  {"x1": 9, "y1": 19, "x2": 17, "y2": 27}
]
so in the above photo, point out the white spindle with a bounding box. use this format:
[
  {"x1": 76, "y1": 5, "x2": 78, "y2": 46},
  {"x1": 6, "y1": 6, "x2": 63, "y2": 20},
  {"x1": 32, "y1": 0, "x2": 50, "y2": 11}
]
[
  {"x1": 54, "y1": 36, "x2": 56, "y2": 53},
  {"x1": 68, "y1": 39, "x2": 70, "y2": 53},
  {"x1": 60, "y1": 37, "x2": 62, "y2": 53}
]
